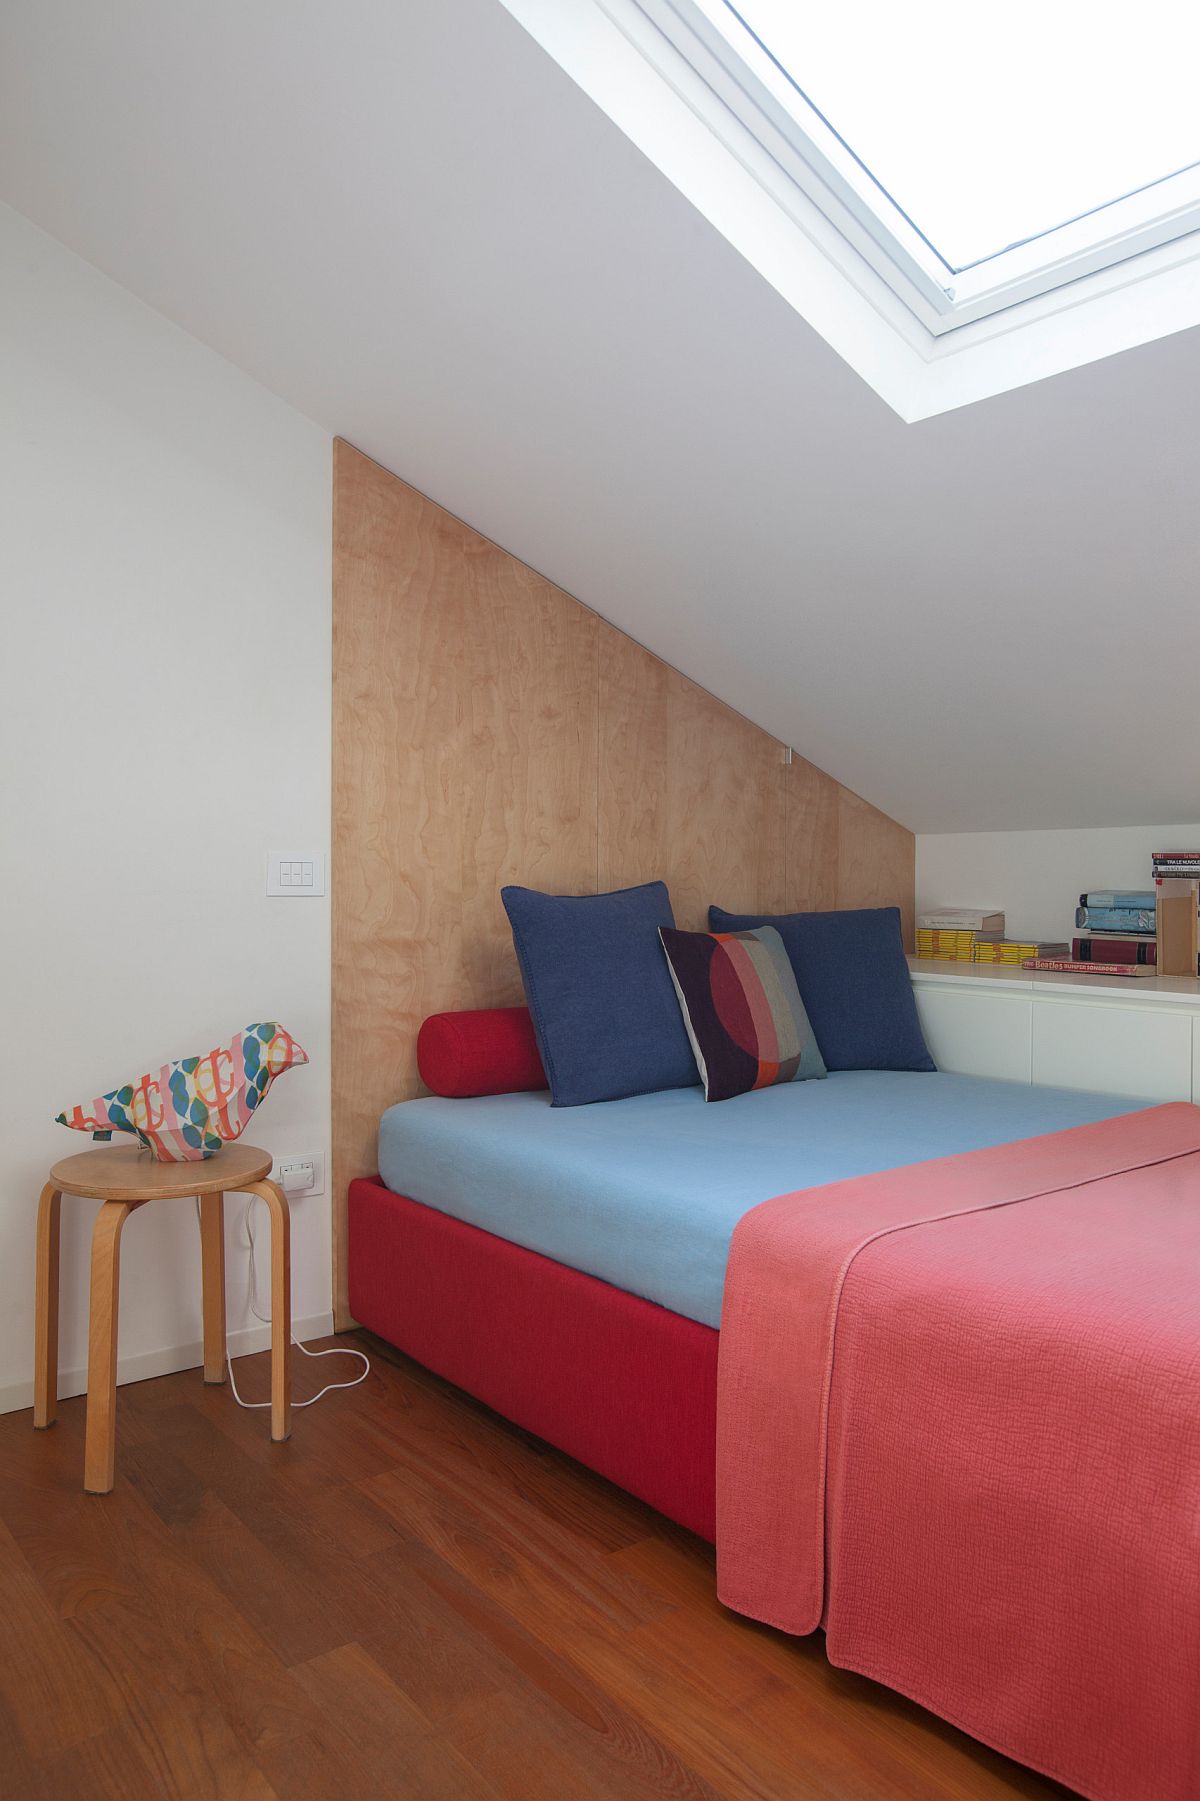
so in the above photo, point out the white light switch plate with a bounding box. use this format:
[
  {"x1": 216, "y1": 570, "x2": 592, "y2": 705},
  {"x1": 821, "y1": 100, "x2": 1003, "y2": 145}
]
[{"x1": 267, "y1": 852, "x2": 326, "y2": 897}]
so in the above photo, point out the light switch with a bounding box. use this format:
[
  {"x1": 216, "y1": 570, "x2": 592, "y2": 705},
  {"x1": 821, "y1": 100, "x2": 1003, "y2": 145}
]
[{"x1": 267, "y1": 852, "x2": 326, "y2": 897}]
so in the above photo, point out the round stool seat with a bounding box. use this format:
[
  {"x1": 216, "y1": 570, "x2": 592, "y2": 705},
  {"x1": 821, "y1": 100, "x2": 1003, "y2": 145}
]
[{"x1": 49, "y1": 1141, "x2": 272, "y2": 1200}]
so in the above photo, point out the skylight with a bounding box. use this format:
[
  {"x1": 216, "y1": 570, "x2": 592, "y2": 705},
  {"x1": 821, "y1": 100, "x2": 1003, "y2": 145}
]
[
  {"x1": 730, "y1": 1, "x2": 1200, "y2": 275},
  {"x1": 501, "y1": 0, "x2": 1200, "y2": 417},
  {"x1": 632, "y1": 0, "x2": 1200, "y2": 330}
]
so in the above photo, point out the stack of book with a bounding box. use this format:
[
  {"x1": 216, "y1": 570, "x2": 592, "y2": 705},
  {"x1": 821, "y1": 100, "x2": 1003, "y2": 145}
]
[
  {"x1": 1152, "y1": 851, "x2": 1200, "y2": 878},
  {"x1": 916, "y1": 927, "x2": 979, "y2": 961},
  {"x1": 916, "y1": 909, "x2": 1068, "y2": 964},
  {"x1": 916, "y1": 908, "x2": 1003, "y2": 961},
  {"x1": 973, "y1": 937, "x2": 1069, "y2": 964},
  {"x1": 1072, "y1": 890, "x2": 1158, "y2": 966},
  {"x1": 1025, "y1": 864, "x2": 1200, "y2": 975}
]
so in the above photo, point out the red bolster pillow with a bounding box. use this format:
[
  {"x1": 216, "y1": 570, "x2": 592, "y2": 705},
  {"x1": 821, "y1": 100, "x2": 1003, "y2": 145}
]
[{"x1": 417, "y1": 1006, "x2": 548, "y2": 1098}]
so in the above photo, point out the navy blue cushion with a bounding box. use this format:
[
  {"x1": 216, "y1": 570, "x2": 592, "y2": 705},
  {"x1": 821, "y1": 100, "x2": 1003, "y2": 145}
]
[
  {"x1": 502, "y1": 881, "x2": 700, "y2": 1106},
  {"x1": 707, "y1": 905, "x2": 935, "y2": 1073}
]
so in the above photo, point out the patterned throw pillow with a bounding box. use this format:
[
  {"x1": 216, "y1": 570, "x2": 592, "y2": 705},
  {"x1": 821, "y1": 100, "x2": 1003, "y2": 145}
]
[{"x1": 659, "y1": 926, "x2": 827, "y2": 1102}]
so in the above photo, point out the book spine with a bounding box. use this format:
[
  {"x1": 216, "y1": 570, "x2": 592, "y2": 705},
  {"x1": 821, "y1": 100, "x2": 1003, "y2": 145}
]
[
  {"x1": 1073, "y1": 937, "x2": 1157, "y2": 965},
  {"x1": 1075, "y1": 906, "x2": 1156, "y2": 932},
  {"x1": 1069, "y1": 926, "x2": 1157, "y2": 938},
  {"x1": 1023, "y1": 959, "x2": 1153, "y2": 976},
  {"x1": 1077, "y1": 891, "x2": 1156, "y2": 910}
]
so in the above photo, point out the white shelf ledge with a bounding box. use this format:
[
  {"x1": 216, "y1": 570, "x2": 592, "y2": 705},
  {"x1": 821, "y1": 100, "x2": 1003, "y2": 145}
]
[{"x1": 908, "y1": 956, "x2": 1200, "y2": 1007}]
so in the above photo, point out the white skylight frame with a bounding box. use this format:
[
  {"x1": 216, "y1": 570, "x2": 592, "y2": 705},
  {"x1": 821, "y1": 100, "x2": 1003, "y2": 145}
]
[
  {"x1": 500, "y1": 0, "x2": 1200, "y2": 419},
  {"x1": 626, "y1": 0, "x2": 1200, "y2": 335}
]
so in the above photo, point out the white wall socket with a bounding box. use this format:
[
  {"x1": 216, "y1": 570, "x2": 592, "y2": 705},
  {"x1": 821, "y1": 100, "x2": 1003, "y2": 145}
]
[{"x1": 276, "y1": 1152, "x2": 325, "y2": 1197}]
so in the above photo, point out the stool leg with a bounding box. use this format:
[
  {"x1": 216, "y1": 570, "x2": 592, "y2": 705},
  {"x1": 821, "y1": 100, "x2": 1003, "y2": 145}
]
[
  {"x1": 199, "y1": 1192, "x2": 226, "y2": 1384},
  {"x1": 246, "y1": 1180, "x2": 291, "y2": 1442},
  {"x1": 84, "y1": 1200, "x2": 132, "y2": 1494},
  {"x1": 34, "y1": 1184, "x2": 62, "y2": 1429}
]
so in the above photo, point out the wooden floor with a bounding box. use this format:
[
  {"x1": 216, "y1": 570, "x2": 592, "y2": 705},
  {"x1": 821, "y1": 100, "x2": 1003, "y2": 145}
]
[{"x1": 0, "y1": 1335, "x2": 1071, "y2": 1801}]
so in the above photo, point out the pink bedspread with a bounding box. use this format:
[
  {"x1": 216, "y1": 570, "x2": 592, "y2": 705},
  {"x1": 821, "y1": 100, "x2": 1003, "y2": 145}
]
[{"x1": 717, "y1": 1103, "x2": 1200, "y2": 1801}]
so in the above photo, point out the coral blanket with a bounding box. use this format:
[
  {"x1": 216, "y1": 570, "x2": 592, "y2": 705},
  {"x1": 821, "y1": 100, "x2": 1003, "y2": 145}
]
[{"x1": 717, "y1": 1103, "x2": 1200, "y2": 1801}]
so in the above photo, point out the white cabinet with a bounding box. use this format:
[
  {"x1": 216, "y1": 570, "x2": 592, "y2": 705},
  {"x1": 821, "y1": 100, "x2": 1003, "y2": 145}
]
[
  {"x1": 914, "y1": 985, "x2": 1031, "y2": 1083},
  {"x1": 1031, "y1": 1000, "x2": 1192, "y2": 1102},
  {"x1": 909, "y1": 962, "x2": 1200, "y2": 1103}
]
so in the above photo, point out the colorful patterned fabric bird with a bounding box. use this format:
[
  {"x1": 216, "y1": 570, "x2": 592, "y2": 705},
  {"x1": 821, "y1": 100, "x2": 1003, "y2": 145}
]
[{"x1": 56, "y1": 1022, "x2": 309, "y2": 1162}]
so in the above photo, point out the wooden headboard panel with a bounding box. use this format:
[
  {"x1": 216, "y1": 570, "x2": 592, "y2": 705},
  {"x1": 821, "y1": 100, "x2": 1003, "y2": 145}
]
[{"x1": 331, "y1": 439, "x2": 914, "y2": 1326}]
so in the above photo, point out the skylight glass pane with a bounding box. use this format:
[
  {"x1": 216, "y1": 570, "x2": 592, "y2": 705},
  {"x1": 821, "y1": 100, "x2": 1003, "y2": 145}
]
[{"x1": 727, "y1": 1, "x2": 1200, "y2": 271}]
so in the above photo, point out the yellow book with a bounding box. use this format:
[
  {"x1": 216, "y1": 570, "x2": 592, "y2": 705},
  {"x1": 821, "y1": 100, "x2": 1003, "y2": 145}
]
[
  {"x1": 918, "y1": 926, "x2": 977, "y2": 961},
  {"x1": 973, "y1": 940, "x2": 1068, "y2": 963}
]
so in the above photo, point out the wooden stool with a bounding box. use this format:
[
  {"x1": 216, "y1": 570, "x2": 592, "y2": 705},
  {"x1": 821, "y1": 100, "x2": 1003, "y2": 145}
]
[{"x1": 34, "y1": 1142, "x2": 290, "y2": 1493}]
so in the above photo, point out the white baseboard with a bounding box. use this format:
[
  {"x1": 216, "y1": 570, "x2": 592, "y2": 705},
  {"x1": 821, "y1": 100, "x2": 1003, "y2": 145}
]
[{"x1": 0, "y1": 1310, "x2": 336, "y2": 1417}]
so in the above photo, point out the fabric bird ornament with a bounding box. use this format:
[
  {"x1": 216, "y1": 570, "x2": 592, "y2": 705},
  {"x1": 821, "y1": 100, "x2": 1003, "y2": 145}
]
[{"x1": 56, "y1": 1022, "x2": 308, "y2": 1162}]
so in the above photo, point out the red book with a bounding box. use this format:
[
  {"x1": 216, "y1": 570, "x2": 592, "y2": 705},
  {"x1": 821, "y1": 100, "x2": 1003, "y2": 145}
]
[
  {"x1": 1023, "y1": 958, "x2": 1157, "y2": 977},
  {"x1": 1073, "y1": 936, "x2": 1157, "y2": 965}
]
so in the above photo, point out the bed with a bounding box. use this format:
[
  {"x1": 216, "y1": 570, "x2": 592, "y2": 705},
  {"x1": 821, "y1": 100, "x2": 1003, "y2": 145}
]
[
  {"x1": 348, "y1": 1045, "x2": 1200, "y2": 1801},
  {"x1": 373, "y1": 1070, "x2": 1143, "y2": 1330},
  {"x1": 350, "y1": 1068, "x2": 1140, "y2": 1539}
]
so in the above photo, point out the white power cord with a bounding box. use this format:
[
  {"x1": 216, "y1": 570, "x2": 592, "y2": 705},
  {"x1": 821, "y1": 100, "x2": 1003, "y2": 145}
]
[{"x1": 196, "y1": 1194, "x2": 370, "y2": 1410}]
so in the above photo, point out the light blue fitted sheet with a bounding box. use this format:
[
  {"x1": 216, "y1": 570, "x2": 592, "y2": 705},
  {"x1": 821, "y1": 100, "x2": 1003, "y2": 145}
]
[{"x1": 377, "y1": 1073, "x2": 1144, "y2": 1328}]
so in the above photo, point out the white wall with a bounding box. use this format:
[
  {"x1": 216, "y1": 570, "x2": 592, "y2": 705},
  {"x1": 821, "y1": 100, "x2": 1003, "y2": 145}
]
[
  {"x1": 917, "y1": 823, "x2": 1200, "y2": 946},
  {"x1": 0, "y1": 204, "x2": 332, "y2": 1413}
]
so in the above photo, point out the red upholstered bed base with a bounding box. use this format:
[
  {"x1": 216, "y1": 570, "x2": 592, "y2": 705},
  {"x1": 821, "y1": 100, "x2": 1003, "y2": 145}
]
[{"x1": 348, "y1": 1176, "x2": 719, "y2": 1541}]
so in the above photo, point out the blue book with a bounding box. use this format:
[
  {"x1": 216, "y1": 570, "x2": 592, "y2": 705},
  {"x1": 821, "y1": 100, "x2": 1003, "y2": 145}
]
[
  {"x1": 1075, "y1": 906, "x2": 1156, "y2": 933},
  {"x1": 1078, "y1": 891, "x2": 1157, "y2": 910}
]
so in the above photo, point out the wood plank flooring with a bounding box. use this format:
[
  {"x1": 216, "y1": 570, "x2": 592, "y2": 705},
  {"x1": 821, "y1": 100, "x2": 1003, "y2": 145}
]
[{"x1": 0, "y1": 1336, "x2": 1071, "y2": 1801}]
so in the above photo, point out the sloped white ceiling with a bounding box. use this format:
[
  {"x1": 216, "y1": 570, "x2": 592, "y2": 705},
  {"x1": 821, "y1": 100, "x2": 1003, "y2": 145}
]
[{"x1": 3, "y1": 0, "x2": 1198, "y2": 832}]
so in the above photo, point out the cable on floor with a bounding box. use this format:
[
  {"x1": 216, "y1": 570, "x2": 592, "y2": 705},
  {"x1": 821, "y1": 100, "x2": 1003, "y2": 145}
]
[{"x1": 195, "y1": 1194, "x2": 370, "y2": 1410}]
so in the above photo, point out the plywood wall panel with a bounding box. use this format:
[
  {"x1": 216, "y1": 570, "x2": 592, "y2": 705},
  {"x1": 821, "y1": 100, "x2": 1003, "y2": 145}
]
[
  {"x1": 332, "y1": 444, "x2": 598, "y2": 1321},
  {"x1": 836, "y1": 787, "x2": 916, "y2": 948},
  {"x1": 333, "y1": 440, "x2": 914, "y2": 1326},
  {"x1": 596, "y1": 623, "x2": 787, "y2": 928},
  {"x1": 783, "y1": 755, "x2": 840, "y2": 912}
]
